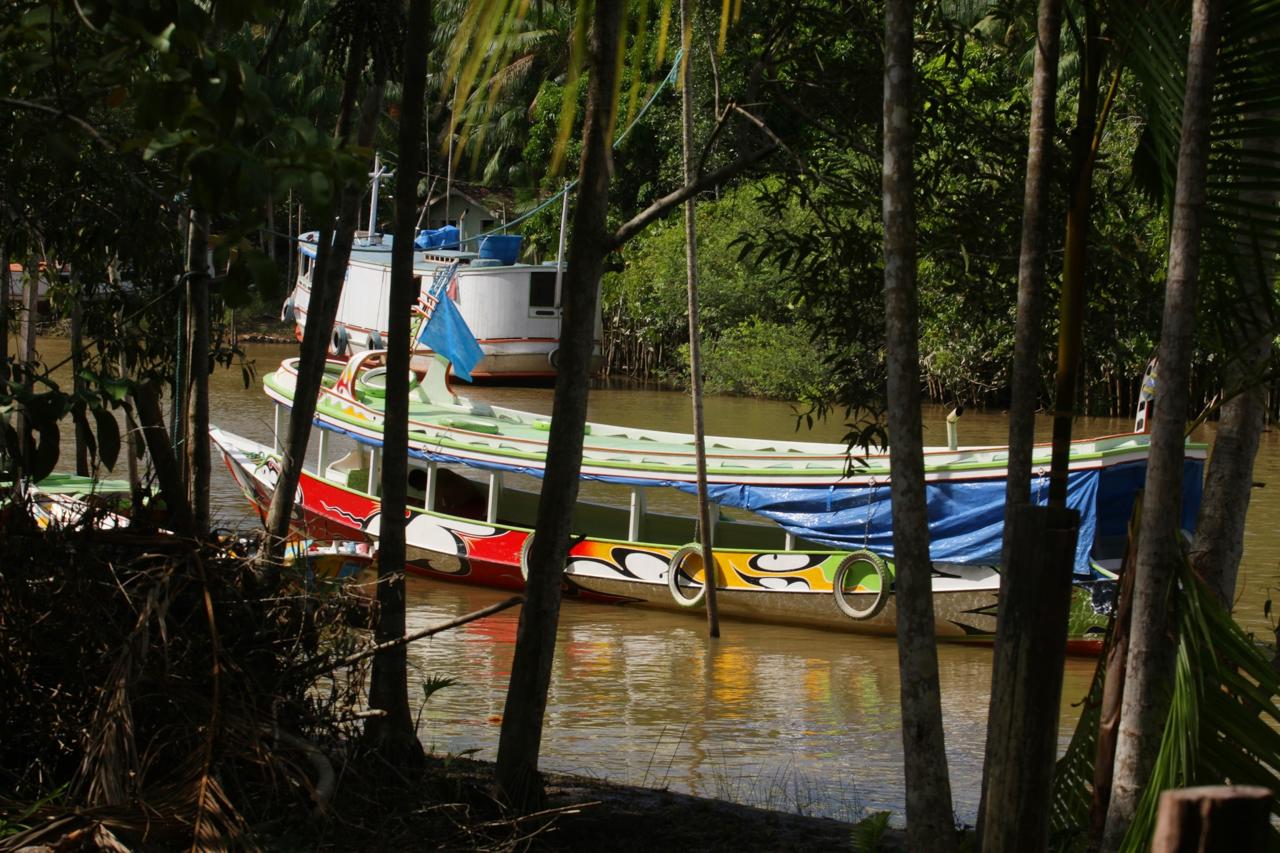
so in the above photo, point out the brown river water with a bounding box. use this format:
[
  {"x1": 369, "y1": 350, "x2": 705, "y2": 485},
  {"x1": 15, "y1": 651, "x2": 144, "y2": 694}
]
[{"x1": 27, "y1": 338, "x2": 1280, "y2": 823}]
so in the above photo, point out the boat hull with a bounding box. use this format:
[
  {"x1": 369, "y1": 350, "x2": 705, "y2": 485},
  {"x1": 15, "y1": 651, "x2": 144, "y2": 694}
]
[{"x1": 212, "y1": 427, "x2": 1109, "y2": 651}]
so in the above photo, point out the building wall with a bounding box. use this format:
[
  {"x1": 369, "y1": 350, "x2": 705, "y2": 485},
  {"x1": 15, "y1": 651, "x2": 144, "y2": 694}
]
[{"x1": 424, "y1": 196, "x2": 501, "y2": 245}]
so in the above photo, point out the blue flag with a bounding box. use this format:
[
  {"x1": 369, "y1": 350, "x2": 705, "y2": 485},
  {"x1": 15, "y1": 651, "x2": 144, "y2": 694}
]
[{"x1": 418, "y1": 296, "x2": 483, "y2": 381}]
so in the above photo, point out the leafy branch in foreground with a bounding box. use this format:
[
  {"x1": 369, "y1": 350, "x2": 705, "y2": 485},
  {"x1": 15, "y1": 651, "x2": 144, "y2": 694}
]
[{"x1": 1050, "y1": 553, "x2": 1280, "y2": 851}]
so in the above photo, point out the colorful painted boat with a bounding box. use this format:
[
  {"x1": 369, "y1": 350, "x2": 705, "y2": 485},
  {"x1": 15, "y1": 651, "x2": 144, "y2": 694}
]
[
  {"x1": 283, "y1": 231, "x2": 602, "y2": 381},
  {"x1": 211, "y1": 352, "x2": 1207, "y2": 650}
]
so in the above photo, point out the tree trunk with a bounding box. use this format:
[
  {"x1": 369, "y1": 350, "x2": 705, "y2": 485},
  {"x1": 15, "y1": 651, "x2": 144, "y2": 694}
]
[
  {"x1": 364, "y1": 0, "x2": 431, "y2": 767},
  {"x1": 495, "y1": 2, "x2": 623, "y2": 812},
  {"x1": 17, "y1": 257, "x2": 39, "y2": 469},
  {"x1": 129, "y1": 380, "x2": 194, "y2": 537},
  {"x1": 1188, "y1": 111, "x2": 1279, "y2": 610},
  {"x1": 980, "y1": 506, "x2": 1079, "y2": 853},
  {"x1": 70, "y1": 277, "x2": 90, "y2": 476},
  {"x1": 1, "y1": 244, "x2": 8, "y2": 388},
  {"x1": 978, "y1": 1, "x2": 1063, "y2": 843},
  {"x1": 882, "y1": 2, "x2": 955, "y2": 849},
  {"x1": 185, "y1": 209, "x2": 211, "y2": 538},
  {"x1": 680, "y1": 0, "x2": 719, "y2": 638},
  {"x1": 1048, "y1": 9, "x2": 1106, "y2": 507},
  {"x1": 263, "y1": 31, "x2": 383, "y2": 556},
  {"x1": 1103, "y1": 2, "x2": 1221, "y2": 846}
]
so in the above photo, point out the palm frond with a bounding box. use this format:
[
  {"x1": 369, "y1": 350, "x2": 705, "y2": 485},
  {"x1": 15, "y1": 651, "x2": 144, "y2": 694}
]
[{"x1": 1050, "y1": 551, "x2": 1280, "y2": 849}]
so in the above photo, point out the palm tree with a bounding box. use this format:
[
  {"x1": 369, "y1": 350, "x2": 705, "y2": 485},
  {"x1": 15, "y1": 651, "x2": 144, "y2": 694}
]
[
  {"x1": 882, "y1": 1, "x2": 956, "y2": 849},
  {"x1": 979, "y1": 2, "x2": 1066, "y2": 849},
  {"x1": 434, "y1": 0, "x2": 576, "y2": 185},
  {"x1": 490, "y1": 0, "x2": 622, "y2": 809},
  {"x1": 263, "y1": 0, "x2": 400, "y2": 554},
  {"x1": 1102, "y1": 0, "x2": 1222, "y2": 844},
  {"x1": 364, "y1": 0, "x2": 432, "y2": 766},
  {"x1": 440, "y1": 0, "x2": 776, "y2": 811}
]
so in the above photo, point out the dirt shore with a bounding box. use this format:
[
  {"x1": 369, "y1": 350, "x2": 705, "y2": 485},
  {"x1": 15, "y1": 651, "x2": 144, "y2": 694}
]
[{"x1": 309, "y1": 755, "x2": 908, "y2": 852}]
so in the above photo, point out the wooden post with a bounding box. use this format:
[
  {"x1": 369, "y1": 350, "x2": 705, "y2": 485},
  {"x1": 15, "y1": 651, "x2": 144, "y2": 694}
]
[
  {"x1": 679, "y1": 0, "x2": 719, "y2": 638},
  {"x1": 980, "y1": 503, "x2": 1080, "y2": 853},
  {"x1": 1151, "y1": 786, "x2": 1271, "y2": 852}
]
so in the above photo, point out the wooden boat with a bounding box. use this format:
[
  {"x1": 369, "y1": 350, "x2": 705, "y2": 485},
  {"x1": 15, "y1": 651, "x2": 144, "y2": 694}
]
[
  {"x1": 210, "y1": 351, "x2": 1207, "y2": 651},
  {"x1": 283, "y1": 231, "x2": 603, "y2": 381}
]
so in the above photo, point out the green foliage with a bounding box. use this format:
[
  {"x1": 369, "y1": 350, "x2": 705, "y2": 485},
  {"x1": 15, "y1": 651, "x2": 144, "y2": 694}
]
[
  {"x1": 850, "y1": 810, "x2": 892, "y2": 852},
  {"x1": 604, "y1": 182, "x2": 823, "y2": 396},
  {"x1": 0, "y1": 0, "x2": 374, "y2": 481},
  {"x1": 700, "y1": 319, "x2": 837, "y2": 400},
  {"x1": 1050, "y1": 559, "x2": 1280, "y2": 850},
  {"x1": 420, "y1": 674, "x2": 459, "y2": 702}
]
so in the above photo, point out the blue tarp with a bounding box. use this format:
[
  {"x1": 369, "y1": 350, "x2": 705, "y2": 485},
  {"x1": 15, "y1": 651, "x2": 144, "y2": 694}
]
[
  {"x1": 415, "y1": 226, "x2": 461, "y2": 250},
  {"x1": 679, "y1": 459, "x2": 1204, "y2": 577}
]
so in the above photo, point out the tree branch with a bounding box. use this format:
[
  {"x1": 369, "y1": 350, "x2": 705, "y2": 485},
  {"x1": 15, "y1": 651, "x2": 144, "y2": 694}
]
[
  {"x1": 1, "y1": 98, "x2": 114, "y2": 150},
  {"x1": 609, "y1": 142, "x2": 778, "y2": 249}
]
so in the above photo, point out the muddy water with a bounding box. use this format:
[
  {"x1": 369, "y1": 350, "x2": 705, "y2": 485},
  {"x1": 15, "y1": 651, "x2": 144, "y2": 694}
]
[{"x1": 29, "y1": 338, "x2": 1280, "y2": 823}]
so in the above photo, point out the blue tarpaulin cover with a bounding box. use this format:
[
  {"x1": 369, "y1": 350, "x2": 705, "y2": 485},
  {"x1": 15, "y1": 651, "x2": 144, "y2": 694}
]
[{"x1": 321, "y1": 413, "x2": 1204, "y2": 577}]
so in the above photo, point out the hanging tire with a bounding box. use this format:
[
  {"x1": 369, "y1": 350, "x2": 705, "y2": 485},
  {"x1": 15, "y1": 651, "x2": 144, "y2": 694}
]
[
  {"x1": 368, "y1": 331, "x2": 384, "y2": 350},
  {"x1": 667, "y1": 543, "x2": 710, "y2": 608},
  {"x1": 332, "y1": 325, "x2": 349, "y2": 357},
  {"x1": 832, "y1": 549, "x2": 891, "y2": 620},
  {"x1": 547, "y1": 348, "x2": 560, "y2": 370},
  {"x1": 280, "y1": 296, "x2": 296, "y2": 324},
  {"x1": 518, "y1": 532, "x2": 534, "y2": 582}
]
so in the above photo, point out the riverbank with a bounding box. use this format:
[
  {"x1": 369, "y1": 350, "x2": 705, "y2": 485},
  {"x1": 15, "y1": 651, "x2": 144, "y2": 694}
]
[{"x1": 294, "y1": 754, "x2": 900, "y2": 852}]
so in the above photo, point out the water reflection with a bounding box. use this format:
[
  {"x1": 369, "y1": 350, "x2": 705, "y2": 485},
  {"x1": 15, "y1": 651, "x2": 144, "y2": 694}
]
[{"x1": 400, "y1": 575, "x2": 1097, "y2": 822}]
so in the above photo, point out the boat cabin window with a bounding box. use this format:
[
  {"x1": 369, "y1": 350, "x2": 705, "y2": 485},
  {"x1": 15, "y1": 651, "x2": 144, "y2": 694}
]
[
  {"x1": 407, "y1": 467, "x2": 429, "y2": 507},
  {"x1": 528, "y1": 270, "x2": 558, "y2": 315}
]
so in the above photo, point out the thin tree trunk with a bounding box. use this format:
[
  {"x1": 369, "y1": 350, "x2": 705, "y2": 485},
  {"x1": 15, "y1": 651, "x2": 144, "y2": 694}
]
[
  {"x1": 495, "y1": 1, "x2": 623, "y2": 812},
  {"x1": 70, "y1": 276, "x2": 90, "y2": 476},
  {"x1": 17, "y1": 257, "x2": 39, "y2": 469},
  {"x1": 129, "y1": 381, "x2": 194, "y2": 537},
  {"x1": 1103, "y1": 2, "x2": 1221, "y2": 846},
  {"x1": 1188, "y1": 111, "x2": 1279, "y2": 610},
  {"x1": 1048, "y1": 10, "x2": 1106, "y2": 506},
  {"x1": 1, "y1": 244, "x2": 8, "y2": 388},
  {"x1": 185, "y1": 210, "x2": 211, "y2": 537},
  {"x1": 263, "y1": 33, "x2": 383, "y2": 556},
  {"x1": 1, "y1": 245, "x2": 8, "y2": 477},
  {"x1": 979, "y1": 0, "x2": 1063, "y2": 844},
  {"x1": 680, "y1": 0, "x2": 719, "y2": 638},
  {"x1": 882, "y1": 2, "x2": 955, "y2": 849},
  {"x1": 365, "y1": 0, "x2": 431, "y2": 766}
]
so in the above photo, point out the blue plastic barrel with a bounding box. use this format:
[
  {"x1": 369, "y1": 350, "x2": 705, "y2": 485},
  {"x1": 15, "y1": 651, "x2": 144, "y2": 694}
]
[{"x1": 478, "y1": 234, "x2": 523, "y2": 265}]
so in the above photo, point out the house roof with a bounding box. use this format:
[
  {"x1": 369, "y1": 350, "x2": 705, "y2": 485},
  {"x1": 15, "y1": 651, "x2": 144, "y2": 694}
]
[{"x1": 425, "y1": 182, "x2": 519, "y2": 218}]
